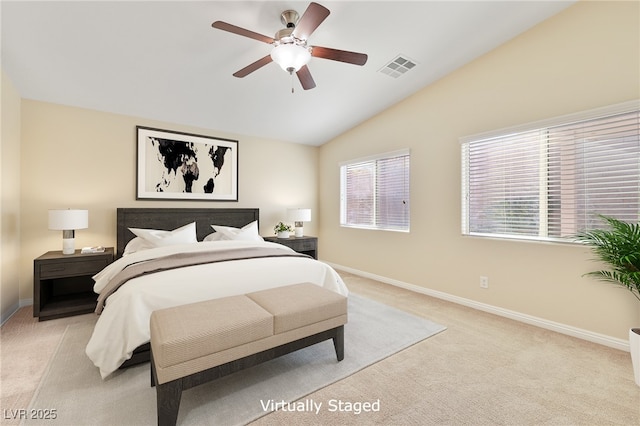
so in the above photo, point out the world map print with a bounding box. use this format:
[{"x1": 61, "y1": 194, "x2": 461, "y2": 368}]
[
  {"x1": 137, "y1": 127, "x2": 237, "y2": 201},
  {"x1": 150, "y1": 138, "x2": 229, "y2": 193}
]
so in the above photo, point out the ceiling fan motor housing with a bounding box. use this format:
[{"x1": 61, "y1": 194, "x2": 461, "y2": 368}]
[{"x1": 274, "y1": 28, "x2": 295, "y2": 44}]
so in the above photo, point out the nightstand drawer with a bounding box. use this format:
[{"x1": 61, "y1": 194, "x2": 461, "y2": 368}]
[
  {"x1": 289, "y1": 239, "x2": 316, "y2": 252},
  {"x1": 264, "y1": 236, "x2": 318, "y2": 259},
  {"x1": 39, "y1": 259, "x2": 107, "y2": 278}
]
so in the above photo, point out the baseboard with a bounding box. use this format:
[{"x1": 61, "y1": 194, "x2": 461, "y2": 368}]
[
  {"x1": 328, "y1": 262, "x2": 630, "y2": 353},
  {"x1": 1, "y1": 298, "x2": 33, "y2": 326},
  {"x1": 0, "y1": 302, "x2": 20, "y2": 326}
]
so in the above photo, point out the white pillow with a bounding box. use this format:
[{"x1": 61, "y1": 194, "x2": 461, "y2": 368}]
[
  {"x1": 129, "y1": 222, "x2": 198, "y2": 248},
  {"x1": 203, "y1": 232, "x2": 223, "y2": 242},
  {"x1": 211, "y1": 221, "x2": 263, "y2": 241},
  {"x1": 122, "y1": 237, "x2": 155, "y2": 256}
]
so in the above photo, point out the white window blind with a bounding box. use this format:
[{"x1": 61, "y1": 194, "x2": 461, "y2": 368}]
[
  {"x1": 461, "y1": 101, "x2": 640, "y2": 241},
  {"x1": 340, "y1": 149, "x2": 410, "y2": 231}
]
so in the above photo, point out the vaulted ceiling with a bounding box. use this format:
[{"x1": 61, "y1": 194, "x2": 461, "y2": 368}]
[{"x1": 1, "y1": 1, "x2": 575, "y2": 146}]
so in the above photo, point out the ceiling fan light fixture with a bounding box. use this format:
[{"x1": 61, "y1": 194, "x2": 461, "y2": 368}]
[{"x1": 270, "y1": 43, "x2": 311, "y2": 73}]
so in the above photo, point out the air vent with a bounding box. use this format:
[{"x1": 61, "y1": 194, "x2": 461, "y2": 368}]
[{"x1": 379, "y1": 55, "x2": 417, "y2": 78}]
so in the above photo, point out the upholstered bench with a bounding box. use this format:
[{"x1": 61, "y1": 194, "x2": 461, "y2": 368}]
[{"x1": 150, "y1": 283, "x2": 348, "y2": 426}]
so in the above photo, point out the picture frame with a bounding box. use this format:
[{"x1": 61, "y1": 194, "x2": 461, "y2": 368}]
[{"x1": 136, "y1": 126, "x2": 238, "y2": 201}]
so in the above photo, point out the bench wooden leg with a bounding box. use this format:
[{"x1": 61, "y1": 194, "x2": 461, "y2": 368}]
[
  {"x1": 333, "y1": 325, "x2": 344, "y2": 361},
  {"x1": 157, "y1": 379, "x2": 182, "y2": 426},
  {"x1": 151, "y1": 352, "x2": 157, "y2": 388}
]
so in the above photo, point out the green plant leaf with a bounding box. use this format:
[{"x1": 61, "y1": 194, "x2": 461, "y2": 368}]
[{"x1": 575, "y1": 215, "x2": 640, "y2": 302}]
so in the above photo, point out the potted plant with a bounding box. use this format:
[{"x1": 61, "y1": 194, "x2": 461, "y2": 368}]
[
  {"x1": 273, "y1": 222, "x2": 293, "y2": 239},
  {"x1": 575, "y1": 215, "x2": 640, "y2": 387}
]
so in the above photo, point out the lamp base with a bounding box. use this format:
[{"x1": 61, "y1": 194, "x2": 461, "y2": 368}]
[
  {"x1": 294, "y1": 224, "x2": 304, "y2": 237},
  {"x1": 62, "y1": 230, "x2": 75, "y2": 255}
]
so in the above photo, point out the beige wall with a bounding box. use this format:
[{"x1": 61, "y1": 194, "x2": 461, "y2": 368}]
[
  {"x1": 1, "y1": 70, "x2": 22, "y2": 323},
  {"x1": 18, "y1": 101, "x2": 318, "y2": 303},
  {"x1": 319, "y1": 1, "x2": 640, "y2": 341}
]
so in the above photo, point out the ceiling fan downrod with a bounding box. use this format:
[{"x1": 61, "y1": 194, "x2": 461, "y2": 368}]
[{"x1": 280, "y1": 9, "x2": 299, "y2": 28}]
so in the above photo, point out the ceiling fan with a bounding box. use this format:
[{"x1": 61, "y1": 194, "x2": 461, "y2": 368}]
[{"x1": 212, "y1": 2, "x2": 368, "y2": 90}]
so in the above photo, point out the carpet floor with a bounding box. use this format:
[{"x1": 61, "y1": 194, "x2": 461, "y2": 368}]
[
  {"x1": 2, "y1": 272, "x2": 639, "y2": 425},
  {"x1": 21, "y1": 294, "x2": 445, "y2": 425}
]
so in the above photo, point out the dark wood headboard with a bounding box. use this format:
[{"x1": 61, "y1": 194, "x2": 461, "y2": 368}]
[{"x1": 116, "y1": 208, "x2": 259, "y2": 258}]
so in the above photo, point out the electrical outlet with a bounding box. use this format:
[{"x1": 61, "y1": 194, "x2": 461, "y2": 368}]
[{"x1": 480, "y1": 276, "x2": 489, "y2": 289}]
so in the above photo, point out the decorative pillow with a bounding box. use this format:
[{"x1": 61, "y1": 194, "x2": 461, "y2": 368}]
[
  {"x1": 211, "y1": 221, "x2": 263, "y2": 241},
  {"x1": 129, "y1": 222, "x2": 198, "y2": 249}
]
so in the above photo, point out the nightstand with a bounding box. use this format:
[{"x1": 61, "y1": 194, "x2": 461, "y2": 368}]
[
  {"x1": 33, "y1": 248, "x2": 114, "y2": 321},
  {"x1": 264, "y1": 236, "x2": 318, "y2": 259}
]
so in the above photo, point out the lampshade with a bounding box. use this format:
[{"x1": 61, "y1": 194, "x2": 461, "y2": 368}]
[
  {"x1": 270, "y1": 43, "x2": 311, "y2": 73},
  {"x1": 48, "y1": 209, "x2": 88, "y2": 255},
  {"x1": 48, "y1": 209, "x2": 89, "y2": 230},
  {"x1": 287, "y1": 208, "x2": 311, "y2": 222}
]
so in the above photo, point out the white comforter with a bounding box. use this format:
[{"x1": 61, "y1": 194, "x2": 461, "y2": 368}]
[{"x1": 85, "y1": 240, "x2": 348, "y2": 378}]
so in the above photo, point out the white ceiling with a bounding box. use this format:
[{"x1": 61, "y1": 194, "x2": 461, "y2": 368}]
[{"x1": 1, "y1": 1, "x2": 575, "y2": 146}]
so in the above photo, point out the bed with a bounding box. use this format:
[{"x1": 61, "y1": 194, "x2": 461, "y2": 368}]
[{"x1": 85, "y1": 208, "x2": 348, "y2": 379}]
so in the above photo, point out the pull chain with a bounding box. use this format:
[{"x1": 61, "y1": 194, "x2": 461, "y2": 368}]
[{"x1": 286, "y1": 67, "x2": 295, "y2": 94}]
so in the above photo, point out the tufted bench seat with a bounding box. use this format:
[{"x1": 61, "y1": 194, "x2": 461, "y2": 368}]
[{"x1": 150, "y1": 283, "x2": 348, "y2": 426}]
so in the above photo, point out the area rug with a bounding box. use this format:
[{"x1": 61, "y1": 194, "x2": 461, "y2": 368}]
[{"x1": 25, "y1": 293, "x2": 446, "y2": 426}]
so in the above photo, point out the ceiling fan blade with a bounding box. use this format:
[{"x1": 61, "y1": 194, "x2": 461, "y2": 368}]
[
  {"x1": 233, "y1": 55, "x2": 273, "y2": 78},
  {"x1": 296, "y1": 65, "x2": 316, "y2": 90},
  {"x1": 212, "y1": 21, "x2": 275, "y2": 44},
  {"x1": 311, "y1": 46, "x2": 368, "y2": 66},
  {"x1": 291, "y1": 2, "x2": 330, "y2": 40}
]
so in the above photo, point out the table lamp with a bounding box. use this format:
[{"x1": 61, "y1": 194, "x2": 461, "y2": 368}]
[
  {"x1": 287, "y1": 208, "x2": 311, "y2": 237},
  {"x1": 48, "y1": 209, "x2": 89, "y2": 255}
]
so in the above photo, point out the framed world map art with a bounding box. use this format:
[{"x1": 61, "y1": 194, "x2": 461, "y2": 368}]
[{"x1": 136, "y1": 126, "x2": 238, "y2": 201}]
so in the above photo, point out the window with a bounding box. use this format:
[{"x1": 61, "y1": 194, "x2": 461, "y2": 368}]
[
  {"x1": 461, "y1": 101, "x2": 640, "y2": 242},
  {"x1": 340, "y1": 149, "x2": 410, "y2": 231}
]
